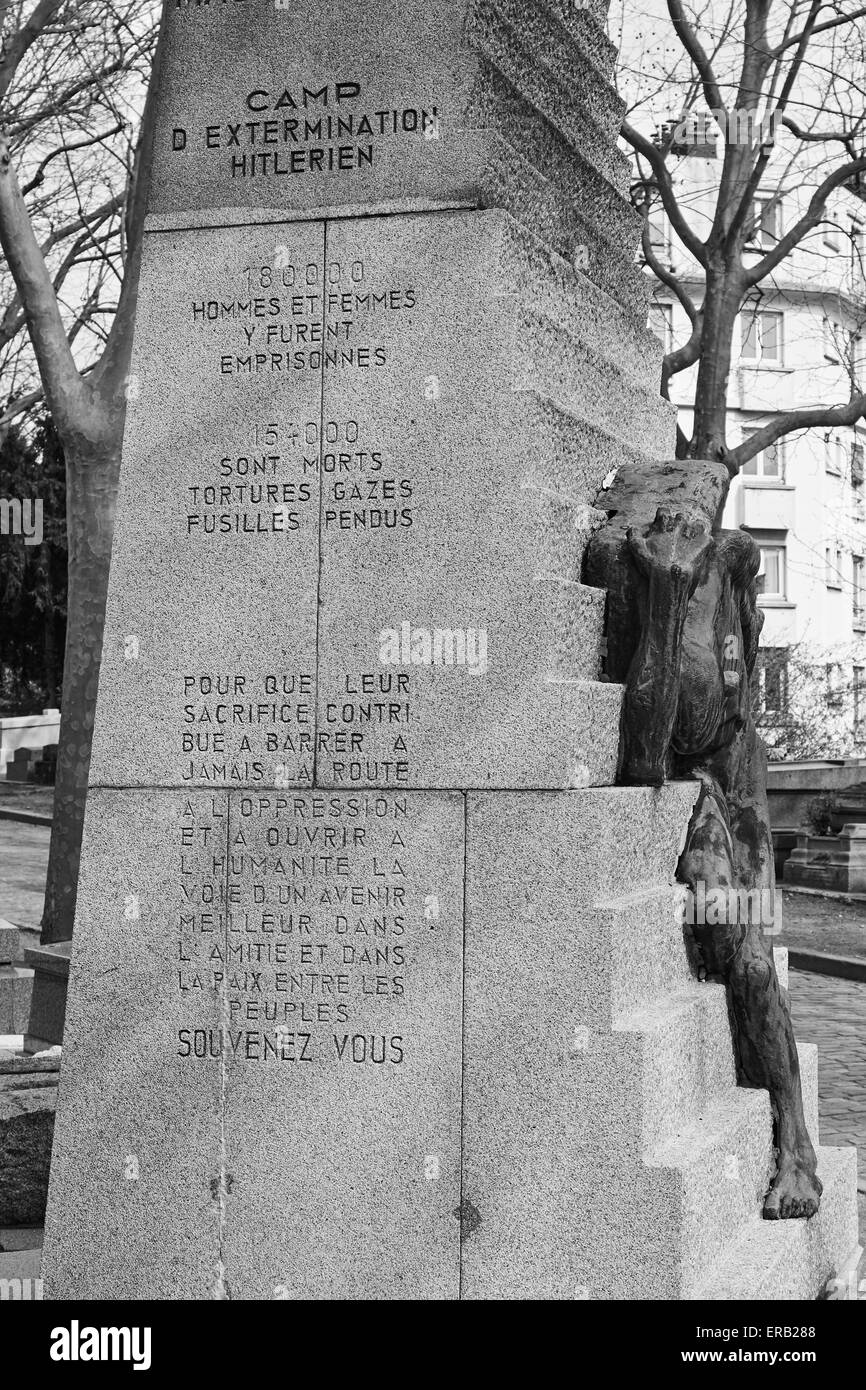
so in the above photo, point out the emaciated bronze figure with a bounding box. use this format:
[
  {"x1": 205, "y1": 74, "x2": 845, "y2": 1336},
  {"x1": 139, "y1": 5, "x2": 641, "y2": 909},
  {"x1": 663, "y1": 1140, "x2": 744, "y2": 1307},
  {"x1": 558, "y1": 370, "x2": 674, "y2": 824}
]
[{"x1": 586, "y1": 460, "x2": 821, "y2": 1220}]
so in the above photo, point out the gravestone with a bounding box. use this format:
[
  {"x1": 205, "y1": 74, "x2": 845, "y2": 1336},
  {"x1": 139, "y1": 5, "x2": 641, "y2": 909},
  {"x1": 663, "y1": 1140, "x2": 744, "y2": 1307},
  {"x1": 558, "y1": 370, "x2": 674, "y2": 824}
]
[
  {"x1": 42, "y1": 0, "x2": 858, "y2": 1299},
  {"x1": 784, "y1": 780, "x2": 866, "y2": 893}
]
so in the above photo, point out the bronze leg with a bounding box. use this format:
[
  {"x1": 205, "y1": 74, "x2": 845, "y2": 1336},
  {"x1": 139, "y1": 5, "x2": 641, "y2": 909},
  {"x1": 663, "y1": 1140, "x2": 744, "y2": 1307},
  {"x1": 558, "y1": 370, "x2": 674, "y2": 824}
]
[{"x1": 681, "y1": 782, "x2": 822, "y2": 1220}]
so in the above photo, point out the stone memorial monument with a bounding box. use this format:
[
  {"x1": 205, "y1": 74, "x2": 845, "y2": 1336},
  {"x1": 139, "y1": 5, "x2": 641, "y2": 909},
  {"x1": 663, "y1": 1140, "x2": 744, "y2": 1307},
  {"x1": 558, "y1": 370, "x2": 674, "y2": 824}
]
[{"x1": 42, "y1": 0, "x2": 858, "y2": 1299}]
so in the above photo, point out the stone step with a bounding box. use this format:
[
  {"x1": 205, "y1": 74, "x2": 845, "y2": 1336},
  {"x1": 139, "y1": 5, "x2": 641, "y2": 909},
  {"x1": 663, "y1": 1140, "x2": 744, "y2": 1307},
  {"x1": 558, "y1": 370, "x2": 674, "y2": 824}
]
[
  {"x1": 0, "y1": 921, "x2": 20, "y2": 966},
  {"x1": 478, "y1": 134, "x2": 650, "y2": 321},
  {"x1": 513, "y1": 471, "x2": 605, "y2": 582},
  {"x1": 513, "y1": 391, "x2": 669, "y2": 509},
  {"x1": 468, "y1": 783, "x2": 699, "y2": 917},
  {"x1": 648, "y1": 1085, "x2": 776, "y2": 1296},
  {"x1": 513, "y1": 304, "x2": 677, "y2": 452},
  {"x1": 474, "y1": 62, "x2": 639, "y2": 246},
  {"x1": 496, "y1": 216, "x2": 664, "y2": 394},
  {"x1": 643, "y1": 1012, "x2": 826, "y2": 1295},
  {"x1": 468, "y1": 2, "x2": 629, "y2": 191},
  {"x1": 0, "y1": 966, "x2": 34, "y2": 1035},
  {"x1": 544, "y1": 0, "x2": 613, "y2": 45},
  {"x1": 533, "y1": 577, "x2": 607, "y2": 681},
  {"x1": 482, "y1": 0, "x2": 625, "y2": 140},
  {"x1": 799, "y1": 1042, "x2": 820, "y2": 1148},
  {"x1": 586, "y1": 885, "x2": 698, "y2": 1021},
  {"x1": 538, "y1": 676, "x2": 623, "y2": 786},
  {"x1": 691, "y1": 1146, "x2": 860, "y2": 1300},
  {"x1": 618, "y1": 984, "x2": 737, "y2": 1156}
]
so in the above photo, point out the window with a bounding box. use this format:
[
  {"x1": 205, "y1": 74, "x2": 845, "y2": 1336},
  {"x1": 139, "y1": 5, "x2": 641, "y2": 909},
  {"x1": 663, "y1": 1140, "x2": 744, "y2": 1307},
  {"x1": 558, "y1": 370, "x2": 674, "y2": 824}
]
[
  {"x1": 741, "y1": 430, "x2": 784, "y2": 480},
  {"x1": 756, "y1": 545, "x2": 786, "y2": 598},
  {"x1": 748, "y1": 199, "x2": 780, "y2": 250},
  {"x1": 825, "y1": 542, "x2": 843, "y2": 589},
  {"x1": 855, "y1": 556, "x2": 865, "y2": 629},
  {"x1": 825, "y1": 433, "x2": 847, "y2": 476},
  {"x1": 741, "y1": 309, "x2": 784, "y2": 365},
  {"x1": 823, "y1": 215, "x2": 841, "y2": 251},
  {"x1": 823, "y1": 317, "x2": 856, "y2": 367},
  {"x1": 646, "y1": 207, "x2": 671, "y2": 263},
  {"x1": 826, "y1": 662, "x2": 843, "y2": 707},
  {"x1": 853, "y1": 442, "x2": 865, "y2": 487},
  {"x1": 751, "y1": 648, "x2": 789, "y2": 715},
  {"x1": 855, "y1": 666, "x2": 865, "y2": 732},
  {"x1": 648, "y1": 302, "x2": 673, "y2": 352}
]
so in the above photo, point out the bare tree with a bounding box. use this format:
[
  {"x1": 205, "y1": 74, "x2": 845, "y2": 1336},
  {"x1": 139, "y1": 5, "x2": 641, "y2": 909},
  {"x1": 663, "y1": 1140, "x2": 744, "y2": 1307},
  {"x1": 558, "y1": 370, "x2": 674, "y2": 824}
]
[
  {"x1": 613, "y1": 0, "x2": 866, "y2": 472},
  {"x1": 753, "y1": 641, "x2": 866, "y2": 760},
  {"x1": 0, "y1": 1, "x2": 160, "y2": 940}
]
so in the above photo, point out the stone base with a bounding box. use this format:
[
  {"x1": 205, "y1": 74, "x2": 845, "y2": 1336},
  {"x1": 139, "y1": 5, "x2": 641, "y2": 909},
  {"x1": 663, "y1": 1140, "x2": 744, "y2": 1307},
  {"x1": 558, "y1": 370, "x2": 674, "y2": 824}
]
[
  {"x1": 461, "y1": 795, "x2": 859, "y2": 1301},
  {"x1": 0, "y1": 922, "x2": 35, "y2": 1036},
  {"x1": 0, "y1": 966, "x2": 33, "y2": 1035},
  {"x1": 23, "y1": 943, "x2": 71, "y2": 1054},
  {"x1": 783, "y1": 824, "x2": 866, "y2": 894},
  {"x1": 0, "y1": 1058, "x2": 59, "y2": 1225},
  {"x1": 42, "y1": 782, "x2": 859, "y2": 1299}
]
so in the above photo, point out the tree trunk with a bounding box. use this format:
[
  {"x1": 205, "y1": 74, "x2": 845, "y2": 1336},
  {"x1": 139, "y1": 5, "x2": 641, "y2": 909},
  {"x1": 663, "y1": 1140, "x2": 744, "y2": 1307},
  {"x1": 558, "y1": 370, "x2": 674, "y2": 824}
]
[
  {"x1": 41, "y1": 538, "x2": 56, "y2": 704},
  {"x1": 689, "y1": 267, "x2": 744, "y2": 466},
  {"x1": 40, "y1": 433, "x2": 119, "y2": 942}
]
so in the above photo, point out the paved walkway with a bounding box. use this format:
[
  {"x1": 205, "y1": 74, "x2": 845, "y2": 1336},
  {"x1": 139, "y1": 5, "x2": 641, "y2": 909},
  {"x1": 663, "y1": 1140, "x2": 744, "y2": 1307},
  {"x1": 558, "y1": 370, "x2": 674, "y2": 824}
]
[
  {"x1": 790, "y1": 969, "x2": 866, "y2": 1185},
  {"x1": 779, "y1": 889, "x2": 866, "y2": 961},
  {"x1": 790, "y1": 968, "x2": 866, "y2": 1259}
]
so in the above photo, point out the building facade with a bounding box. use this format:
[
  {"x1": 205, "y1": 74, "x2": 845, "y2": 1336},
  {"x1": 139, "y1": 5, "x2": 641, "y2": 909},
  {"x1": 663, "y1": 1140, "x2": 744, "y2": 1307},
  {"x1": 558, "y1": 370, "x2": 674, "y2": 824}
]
[{"x1": 645, "y1": 152, "x2": 866, "y2": 758}]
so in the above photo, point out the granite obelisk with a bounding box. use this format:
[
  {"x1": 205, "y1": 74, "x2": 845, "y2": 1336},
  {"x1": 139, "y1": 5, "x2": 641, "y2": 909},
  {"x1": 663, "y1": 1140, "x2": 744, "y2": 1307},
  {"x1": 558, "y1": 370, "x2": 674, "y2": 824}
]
[{"x1": 42, "y1": 0, "x2": 858, "y2": 1299}]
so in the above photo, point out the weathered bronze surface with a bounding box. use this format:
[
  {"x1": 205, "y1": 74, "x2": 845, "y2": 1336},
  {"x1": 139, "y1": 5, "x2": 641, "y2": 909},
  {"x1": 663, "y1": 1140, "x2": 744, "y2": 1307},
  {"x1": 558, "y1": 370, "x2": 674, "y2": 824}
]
[{"x1": 586, "y1": 461, "x2": 821, "y2": 1220}]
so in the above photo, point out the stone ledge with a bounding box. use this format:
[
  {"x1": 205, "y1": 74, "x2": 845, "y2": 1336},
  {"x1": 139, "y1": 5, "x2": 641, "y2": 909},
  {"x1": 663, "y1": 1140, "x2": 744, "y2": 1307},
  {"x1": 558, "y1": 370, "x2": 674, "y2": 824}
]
[{"x1": 789, "y1": 952, "x2": 866, "y2": 984}]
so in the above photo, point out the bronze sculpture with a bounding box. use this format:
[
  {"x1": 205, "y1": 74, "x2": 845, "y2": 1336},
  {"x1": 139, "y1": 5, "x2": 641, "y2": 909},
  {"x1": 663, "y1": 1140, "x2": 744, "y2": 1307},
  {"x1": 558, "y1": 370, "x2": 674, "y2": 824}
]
[{"x1": 586, "y1": 460, "x2": 821, "y2": 1220}]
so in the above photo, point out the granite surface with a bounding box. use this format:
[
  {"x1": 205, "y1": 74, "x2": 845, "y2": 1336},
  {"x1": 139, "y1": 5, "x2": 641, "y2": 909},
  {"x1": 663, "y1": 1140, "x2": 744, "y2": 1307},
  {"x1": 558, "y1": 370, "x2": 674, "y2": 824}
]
[
  {"x1": 43, "y1": 788, "x2": 464, "y2": 1299},
  {"x1": 0, "y1": 1070, "x2": 56, "y2": 1225},
  {"x1": 41, "y1": 0, "x2": 859, "y2": 1306},
  {"x1": 88, "y1": 222, "x2": 322, "y2": 789},
  {"x1": 42, "y1": 792, "x2": 225, "y2": 1299},
  {"x1": 89, "y1": 208, "x2": 661, "y2": 793}
]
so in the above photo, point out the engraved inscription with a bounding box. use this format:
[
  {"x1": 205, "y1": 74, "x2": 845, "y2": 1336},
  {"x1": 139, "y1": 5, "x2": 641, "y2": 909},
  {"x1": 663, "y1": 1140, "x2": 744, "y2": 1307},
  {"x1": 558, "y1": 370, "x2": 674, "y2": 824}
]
[
  {"x1": 171, "y1": 78, "x2": 439, "y2": 182},
  {"x1": 175, "y1": 793, "x2": 434, "y2": 1064}
]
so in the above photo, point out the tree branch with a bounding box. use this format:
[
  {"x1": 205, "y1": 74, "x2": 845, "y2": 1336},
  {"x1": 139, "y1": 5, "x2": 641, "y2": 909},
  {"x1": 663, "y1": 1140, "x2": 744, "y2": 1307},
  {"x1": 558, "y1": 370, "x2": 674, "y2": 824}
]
[
  {"x1": 21, "y1": 122, "x2": 125, "y2": 196},
  {"x1": 772, "y1": 4, "x2": 866, "y2": 57},
  {"x1": 745, "y1": 154, "x2": 866, "y2": 285},
  {"x1": 0, "y1": 384, "x2": 45, "y2": 435},
  {"x1": 666, "y1": 0, "x2": 725, "y2": 113},
  {"x1": 662, "y1": 315, "x2": 703, "y2": 397},
  {"x1": 638, "y1": 204, "x2": 700, "y2": 322},
  {"x1": 780, "y1": 115, "x2": 858, "y2": 155},
  {"x1": 726, "y1": 395, "x2": 866, "y2": 473},
  {"x1": 0, "y1": 132, "x2": 88, "y2": 432},
  {"x1": 725, "y1": 0, "x2": 824, "y2": 250},
  {"x1": 621, "y1": 120, "x2": 707, "y2": 265},
  {"x1": 0, "y1": 0, "x2": 64, "y2": 106}
]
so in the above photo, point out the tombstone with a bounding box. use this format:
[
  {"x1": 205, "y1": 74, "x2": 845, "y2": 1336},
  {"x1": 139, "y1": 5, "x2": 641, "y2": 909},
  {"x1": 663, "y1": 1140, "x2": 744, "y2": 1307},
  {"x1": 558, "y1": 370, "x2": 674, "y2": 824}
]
[
  {"x1": 42, "y1": 0, "x2": 858, "y2": 1299},
  {"x1": 785, "y1": 824, "x2": 866, "y2": 895},
  {"x1": 0, "y1": 920, "x2": 34, "y2": 1036},
  {"x1": 7, "y1": 748, "x2": 32, "y2": 783}
]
